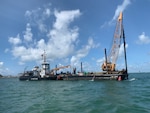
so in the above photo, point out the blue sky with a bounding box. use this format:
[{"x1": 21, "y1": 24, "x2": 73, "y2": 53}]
[{"x1": 0, "y1": 0, "x2": 150, "y2": 75}]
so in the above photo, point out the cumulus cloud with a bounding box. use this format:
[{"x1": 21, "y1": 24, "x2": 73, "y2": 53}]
[
  {"x1": 96, "y1": 57, "x2": 105, "y2": 67},
  {"x1": 8, "y1": 4, "x2": 99, "y2": 69},
  {"x1": 112, "y1": 0, "x2": 131, "y2": 21},
  {"x1": 0, "y1": 62, "x2": 4, "y2": 67},
  {"x1": 46, "y1": 9, "x2": 81, "y2": 59},
  {"x1": 25, "y1": 10, "x2": 32, "y2": 17},
  {"x1": 71, "y1": 38, "x2": 98, "y2": 66},
  {"x1": 53, "y1": 10, "x2": 81, "y2": 30},
  {"x1": 43, "y1": 8, "x2": 51, "y2": 17},
  {"x1": 119, "y1": 43, "x2": 128, "y2": 57},
  {"x1": 24, "y1": 23, "x2": 33, "y2": 42},
  {"x1": 25, "y1": 5, "x2": 51, "y2": 33},
  {"x1": 136, "y1": 32, "x2": 150, "y2": 44},
  {"x1": 9, "y1": 9, "x2": 82, "y2": 65},
  {"x1": 101, "y1": 0, "x2": 131, "y2": 28},
  {"x1": 0, "y1": 62, "x2": 11, "y2": 75},
  {"x1": 8, "y1": 34, "x2": 22, "y2": 45}
]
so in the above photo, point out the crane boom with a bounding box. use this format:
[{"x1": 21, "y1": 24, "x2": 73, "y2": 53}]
[
  {"x1": 109, "y1": 12, "x2": 123, "y2": 64},
  {"x1": 51, "y1": 65, "x2": 71, "y2": 71},
  {"x1": 102, "y1": 12, "x2": 124, "y2": 71}
]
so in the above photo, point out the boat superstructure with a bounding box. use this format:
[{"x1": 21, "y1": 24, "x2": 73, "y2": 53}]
[{"x1": 19, "y1": 51, "x2": 57, "y2": 81}]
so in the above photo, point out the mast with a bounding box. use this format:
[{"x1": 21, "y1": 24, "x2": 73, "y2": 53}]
[
  {"x1": 43, "y1": 50, "x2": 46, "y2": 62},
  {"x1": 121, "y1": 13, "x2": 128, "y2": 77},
  {"x1": 123, "y1": 29, "x2": 128, "y2": 75},
  {"x1": 81, "y1": 62, "x2": 83, "y2": 73},
  {"x1": 120, "y1": 13, "x2": 128, "y2": 79},
  {"x1": 40, "y1": 50, "x2": 50, "y2": 77},
  {"x1": 104, "y1": 48, "x2": 108, "y2": 72}
]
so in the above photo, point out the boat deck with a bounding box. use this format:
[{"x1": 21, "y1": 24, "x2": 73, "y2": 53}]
[{"x1": 61, "y1": 73, "x2": 128, "y2": 81}]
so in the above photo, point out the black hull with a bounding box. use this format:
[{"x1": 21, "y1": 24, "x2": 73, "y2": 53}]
[
  {"x1": 41, "y1": 76, "x2": 57, "y2": 80},
  {"x1": 62, "y1": 73, "x2": 128, "y2": 81},
  {"x1": 19, "y1": 73, "x2": 128, "y2": 81},
  {"x1": 19, "y1": 76, "x2": 38, "y2": 81},
  {"x1": 19, "y1": 76, "x2": 57, "y2": 81}
]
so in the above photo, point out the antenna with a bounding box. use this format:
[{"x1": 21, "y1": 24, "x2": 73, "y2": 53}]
[{"x1": 41, "y1": 50, "x2": 46, "y2": 63}]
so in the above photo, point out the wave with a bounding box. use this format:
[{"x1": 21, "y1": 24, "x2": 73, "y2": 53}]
[{"x1": 129, "y1": 78, "x2": 136, "y2": 81}]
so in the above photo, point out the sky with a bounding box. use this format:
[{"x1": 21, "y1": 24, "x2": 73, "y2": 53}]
[{"x1": 0, "y1": 0, "x2": 150, "y2": 75}]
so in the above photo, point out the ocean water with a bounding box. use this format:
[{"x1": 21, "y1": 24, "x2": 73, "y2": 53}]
[{"x1": 0, "y1": 73, "x2": 150, "y2": 113}]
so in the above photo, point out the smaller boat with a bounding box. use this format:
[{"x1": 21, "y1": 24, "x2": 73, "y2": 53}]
[
  {"x1": 19, "y1": 71, "x2": 40, "y2": 81},
  {"x1": 19, "y1": 51, "x2": 57, "y2": 81}
]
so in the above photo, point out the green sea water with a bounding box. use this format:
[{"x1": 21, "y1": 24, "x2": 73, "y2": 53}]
[{"x1": 0, "y1": 73, "x2": 150, "y2": 113}]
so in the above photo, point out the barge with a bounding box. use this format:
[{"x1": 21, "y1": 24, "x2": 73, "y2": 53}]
[{"x1": 19, "y1": 12, "x2": 128, "y2": 81}]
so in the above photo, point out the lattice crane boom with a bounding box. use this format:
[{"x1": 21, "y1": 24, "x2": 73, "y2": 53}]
[
  {"x1": 109, "y1": 12, "x2": 123, "y2": 64},
  {"x1": 102, "y1": 12, "x2": 124, "y2": 71}
]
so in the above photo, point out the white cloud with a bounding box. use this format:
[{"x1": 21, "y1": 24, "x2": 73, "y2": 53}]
[
  {"x1": 8, "y1": 34, "x2": 22, "y2": 45},
  {"x1": 37, "y1": 39, "x2": 46, "y2": 48},
  {"x1": 53, "y1": 10, "x2": 81, "y2": 30},
  {"x1": 25, "y1": 5, "x2": 51, "y2": 33},
  {"x1": 39, "y1": 23, "x2": 47, "y2": 33},
  {"x1": 112, "y1": 0, "x2": 131, "y2": 21},
  {"x1": 0, "y1": 62, "x2": 4, "y2": 67},
  {"x1": 25, "y1": 10, "x2": 32, "y2": 17},
  {"x1": 11, "y1": 46, "x2": 43, "y2": 62},
  {"x1": 119, "y1": 43, "x2": 128, "y2": 57},
  {"x1": 9, "y1": 6, "x2": 98, "y2": 68},
  {"x1": 96, "y1": 57, "x2": 105, "y2": 64},
  {"x1": 101, "y1": 0, "x2": 131, "y2": 28},
  {"x1": 24, "y1": 23, "x2": 33, "y2": 42},
  {"x1": 12, "y1": 46, "x2": 27, "y2": 58},
  {"x1": 43, "y1": 8, "x2": 51, "y2": 17},
  {"x1": 0, "y1": 62, "x2": 11, "y2": 75},
  {"x1": 136, "y1": 32, "x2": 150, "y2": 44},
  {"x1": 9, "y1": 9, "x2": 82, "y2": 65},
  {"x1": 71, "y1": 38, "x2": 98, "y2": 66},
  {"x1": 46, "y1": 9, "x2": 81, "y2": 59},
  {"x1": 96, "y1": 57, "x2": 105, "y2": 65}
]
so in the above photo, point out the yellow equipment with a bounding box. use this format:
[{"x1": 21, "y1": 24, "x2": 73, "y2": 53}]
[
  {"x1": 51, "y1": 65, "x2": 71, "y2": 71},
  {"x1": 102, "y1": 12, "x2": 124, "y2": 72}
]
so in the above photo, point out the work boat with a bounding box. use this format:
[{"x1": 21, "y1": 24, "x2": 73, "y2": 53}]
[
  {"x1": 62, "y1": 12, "x2": 128, "y2": 81},
  {"x1": 19, "y1": 12, "x2": 128, "y2": 81},
  {"x1": 19, "y1": 51, "x2": 57, "y2": 81}
]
